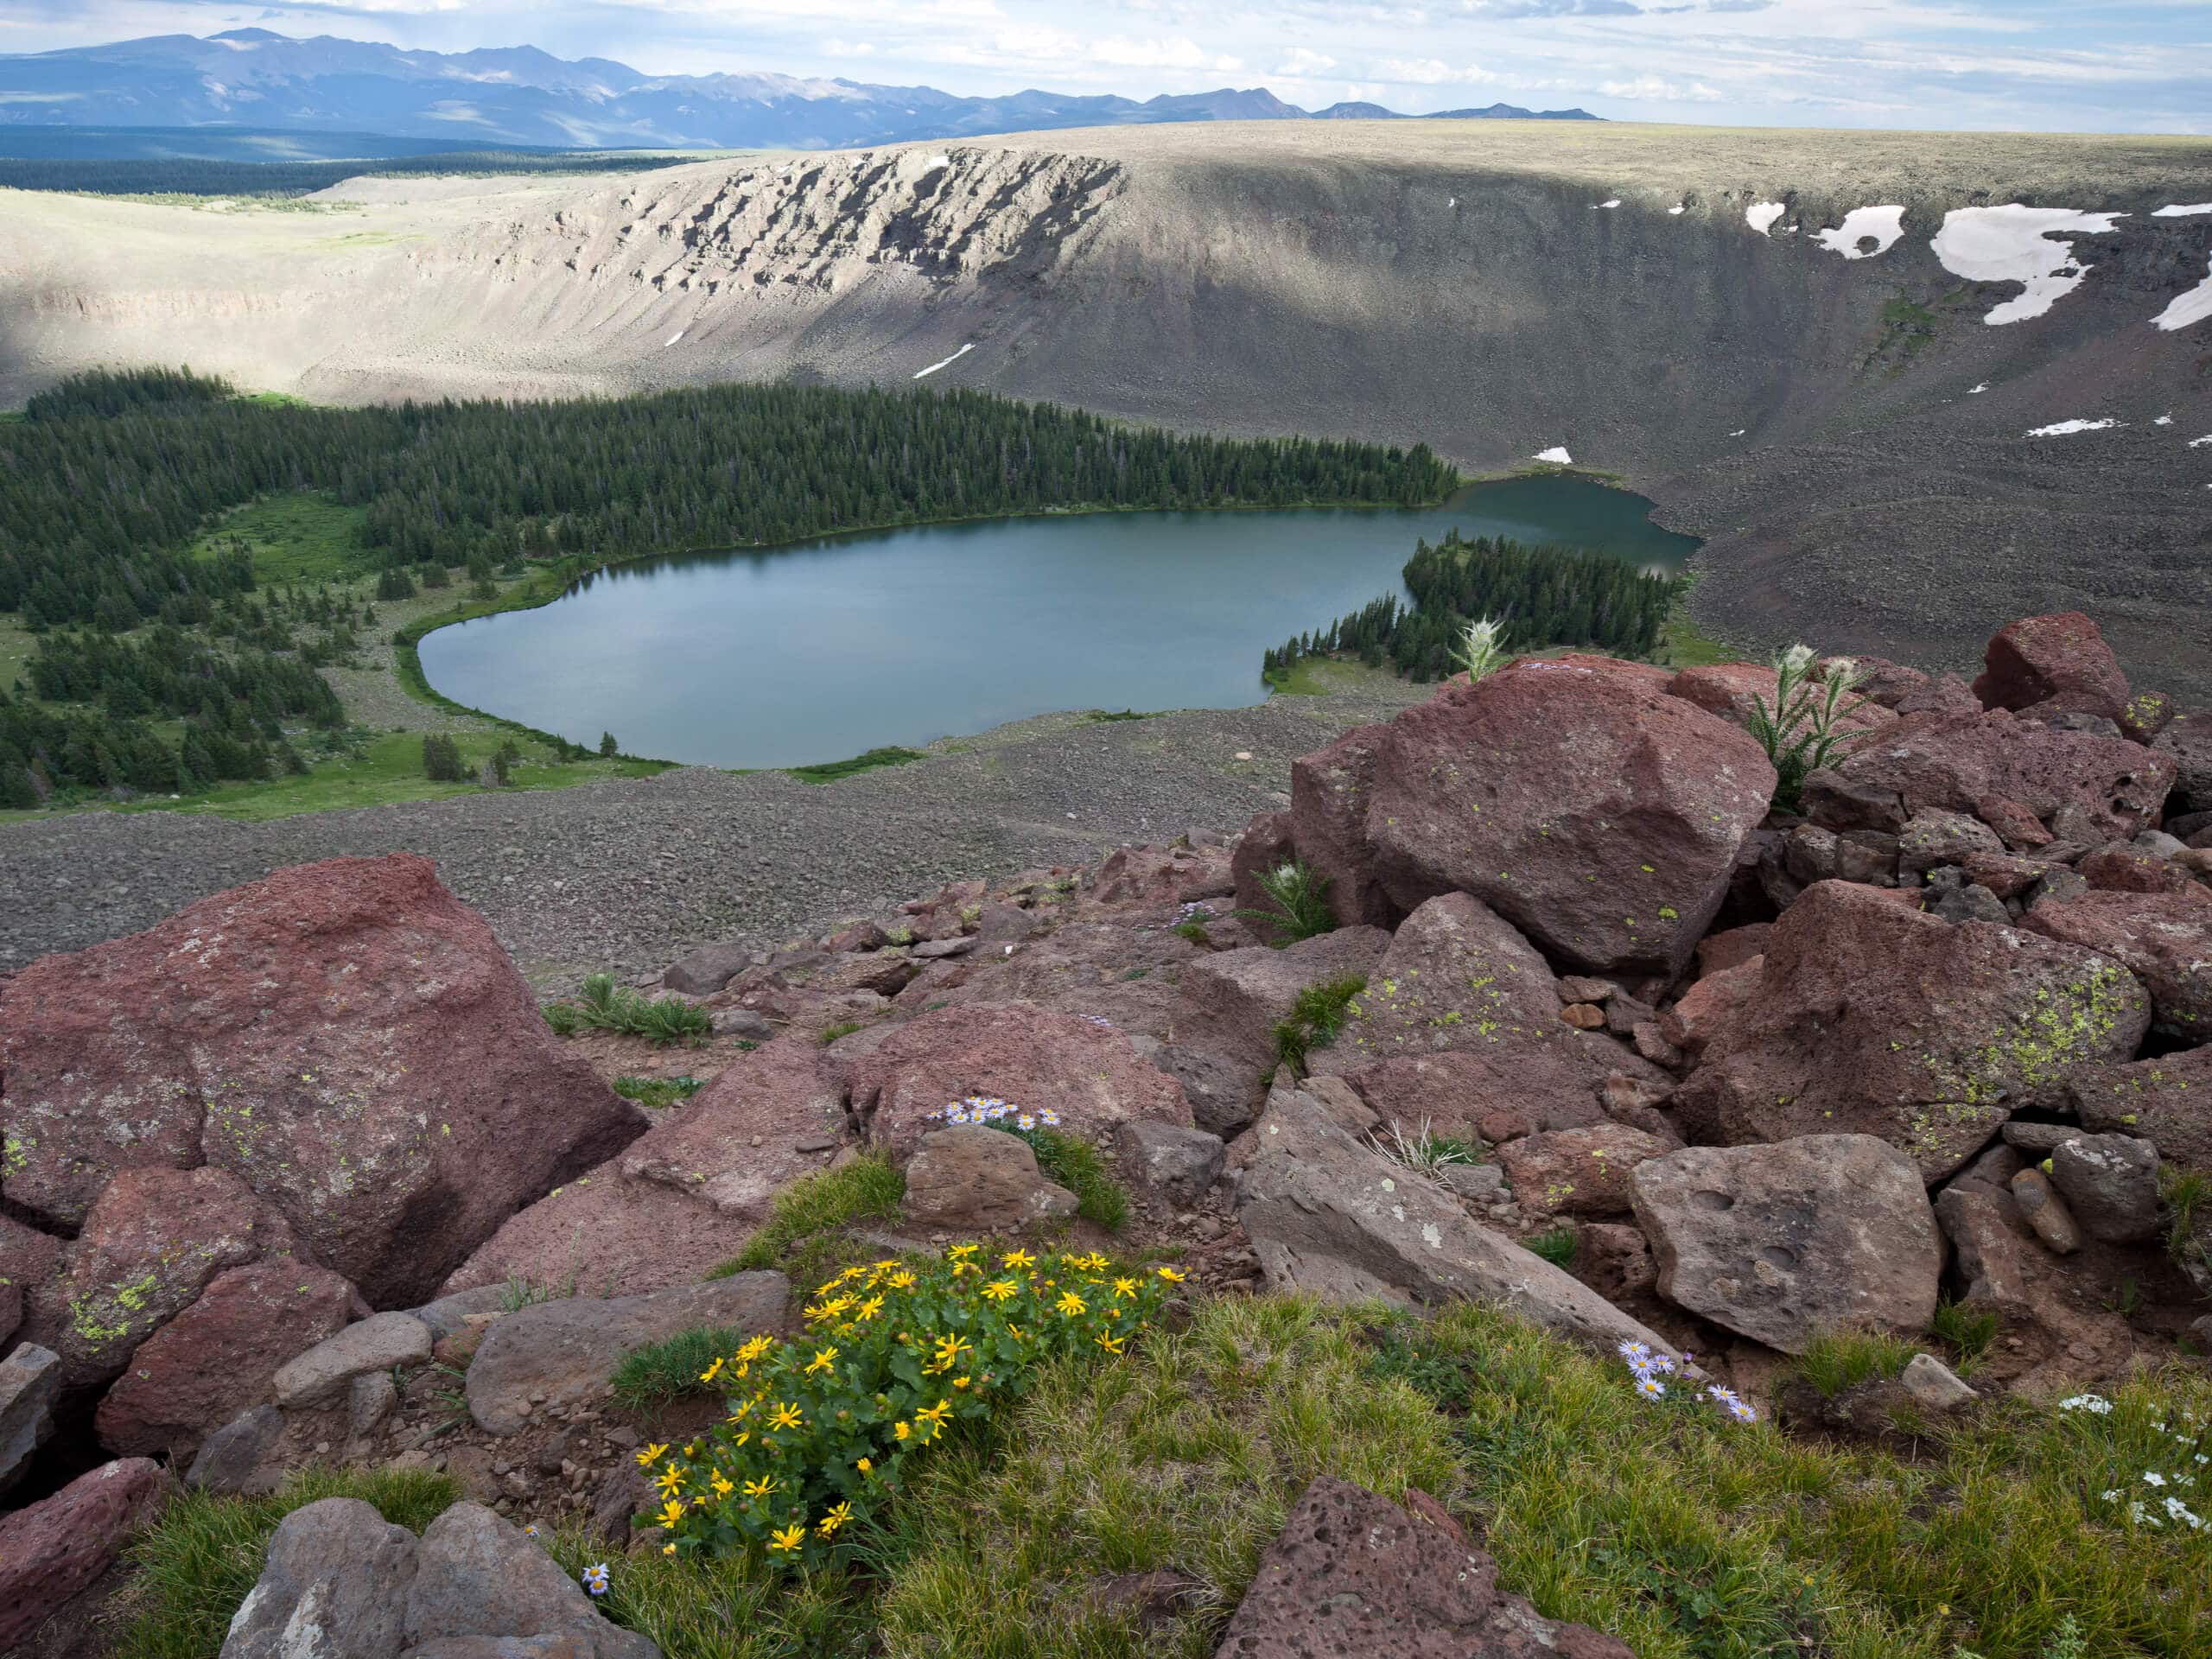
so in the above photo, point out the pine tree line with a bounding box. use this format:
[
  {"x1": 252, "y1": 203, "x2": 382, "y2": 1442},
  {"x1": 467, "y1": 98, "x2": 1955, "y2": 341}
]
[{"x1": 1263, "y1": 531, "x2": 1680, "y2": 684}]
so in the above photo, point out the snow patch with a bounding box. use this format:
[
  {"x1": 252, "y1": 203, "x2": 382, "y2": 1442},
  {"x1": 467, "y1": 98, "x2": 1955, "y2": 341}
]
[
  {"x1": 918, "y1": 153, "x2": 950, "y2": 172},
  {"x1": 1532, "y1": 446, "x2": 1573, "y2": 465},
  {"x1": 1446, "y1": 195, "x2": 1457, "y2": 207},
  {"x1": 2156, "y1": 415, "x2": 2174, "y2": 426},
  {"x1": 1746, "y1": 202, "x2": 1787, "y2": 237},
  {"x1": 1814, "y1": 205, "x2": 1906, "y2": 261},
  {"x1": 912, "y1": 342, "x2": 976, "y2": 379},
  {"x1": 1668, "y1": 205, "x2": 1686, "y2": 215},
  {"x1": 2192, "y1": 435, "x2": 2212, "y2": 449},
  {"x1": 1931, "y1": 205, "x2": 2127, "y2": 326},
  {"x1": 1729, "y1": 429, "x2": 1746, "y2": 437},
  {"x1": 664, "y1": 330, "x2": 686, "y2": 347},
  {"x1": 2025, "y1": 418, "x2": 2119, "y2": 438},
  {"x1": 1592, "y1": 199, "x2": 1620, "y2": 210},
  {"x1": 1967, "y1": 383, "x2": 1990, "y2": 395},
  {"x1": 2153, "y1": 204, "x2": 2212, "y2": 219},
  {"x1": 2153, "y1": 256, "x2": 2212, "y2": 333}
]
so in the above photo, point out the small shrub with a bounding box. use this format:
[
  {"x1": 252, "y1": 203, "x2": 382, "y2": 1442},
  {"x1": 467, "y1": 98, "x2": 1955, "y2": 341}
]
[
  {"x1": 613, "y1": 1074, "x2": 706, "y2": 1109},
  {"x1": 715, "y1": 1155, "x2": 906, "y2": 1277},
  {"x1": 548, "y1": 972, "x2": 710, "y2": 1047},
  {"x1": 1233, "y1": 858, "x2": 1338, "y2": 945},
  {"x1": 116, "y1": 1467, "x2": 458, "y2": 1659},
  {"x1": 645, "y1": 1245, "x2": 1179, "y2": 1573},
  {"x1": 1274, "y1": 974, "x2": 1367, "y2": 1071},
  {"x1": 543, "y1": 1001, "x2": 581, "y2": 1037},
  {"x1": 374, "y1": 565, "x2": 416, "y2": 601},
  {"x1": 600, "y1": 730, "x2": 620, "y2": 757},
  {"x1": 1930, "y1": 1296, "x2": 2000, "y2": 1374},
  {"x1": 613, "y1": 1324, "x2": 750, "y2": 1411},
  {"x1": 421, "y1": 733, "x2": 467, "y2": 782},
  {"x1": 1174, "y1": 920, "x2": 1212, "y2": 946},
  {"x1": 1789, "y1": 1327, "x2": 1917, "y2": 1399},
  {"x1": 1526, "y1": 1225, "x2": 1578, "y2": 1268},
  {"x1": 1746, "y1": 645, "x2": 1870, "y2": 813},
  {"x1": 2162, "y1": 1163, "x2": 2212, "y2": 1262}
]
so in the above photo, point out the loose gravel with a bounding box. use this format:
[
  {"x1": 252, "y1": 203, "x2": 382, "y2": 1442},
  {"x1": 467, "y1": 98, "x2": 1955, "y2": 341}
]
[{"x1": 0, "y1": 686, "x2": 1424, "y2": 991}]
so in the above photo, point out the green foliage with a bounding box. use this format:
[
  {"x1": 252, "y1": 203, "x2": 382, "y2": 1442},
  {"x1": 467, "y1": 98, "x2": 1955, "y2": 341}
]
[
  {"x1": 115, "y1": 1466, "x2": 458, "y2": 1659},
  {"x1": 376, "y1": 565, "x2": 418, "y2": 600},
  {"x1": 1233, "y1": 858, "x2": 1338, "y2": 946},
  {"x1": 1449, "y1": 614, "x2": 1510, "y2": 683},
  {"x1": 2161, "y1": 1163, "x2": 2212, "y2": 1265},
  {"x1": 613, "y1": 1074, "x2": 707, "y2": 1109},
  {"x1": 786, "y1": 747, "x2": 926, "y2": 784},
  {"x1": 1746, "y1": 645, "x2": 1871, "y2": 813},
  {"x1": 1025, "y1": 1128, "x2": 1130, "y2": 1233},
  {"x1": 613, "y1": 1324, "x2": 753, "y2": 1411},
  {"x1": 1930, "y1": 1297, "x2": 2000, "y2": 1375},
  {"x1": 543, "y1": 972, "x2": 711, "y2": 1047},
  {"x1": 600, "y1": 730, "x2": 620, "y2": 758},
  {"x1": 1273, "y1": 973, "x2": 1368, "y2": 1070},
  {"x1": 1370, "y1": 1116, "x2": 1483, "y2": 1182},
  {"x1": 1263, "y1": 528, "x2": 1680, "y2": 684},
  {"x1": 24, "y1": 365, "x2": 233, "y2": 422},
  {"x1": 1174, "y1": 920, "x2": 1213, "y2": 945},
  {"x1": 421, "y1": 732, "x2": 467, "y2": 781},
  {"x1": 715, "y1": 1155, "x2": 906, "y2": 1278},
  {"x1": 542, "y1": 1522, "x2": 868, "y2": 1659},
  {"x1": 1525, "y1": 1225, "x2": 1579, "y2": 1268},
  {"x1": 819, "y1": 1020, "x2": 864, "y2": 1046},
  {"x1": 645, "y1": 1247, "x2": 1178, "y2": 1573},
  {"x1": 1789, "y1": 1328, "x2": 1919, "y2": 1400}
]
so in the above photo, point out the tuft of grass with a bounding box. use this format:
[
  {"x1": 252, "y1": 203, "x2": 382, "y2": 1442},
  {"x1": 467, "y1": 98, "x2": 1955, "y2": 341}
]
[
  {"x1": 1789, "y1": 1328, "x2": 1918, "y2": 1400},
  {"x1": 116, "y1": 1467, "x2": 459, "y2": 1659},
  {"x1": 1524, "y1": 1224, "x2": 1579, "y2": 1268},
  {"x1": 1929, "y1": 1297, "x2": 2000, "y2": 1376},
  {"x1": 1370, "y1": 1117, "x2": 1482, "y2": 1184},
  {"x1": 819, "y1": 1020, "x2": 864, "y2": 1046},
  {"x1": 544, "y1": 973, "x2": 711, "y2": 1047},
  {"x1": 612, "y1": 1325, "x2": 751, "y2": 1411},
  {"x1": 543, "y1": 1001, "x2": 582, "y2": 1036},
  {"x1": 613, "y1": 1074, "x2": 707, "y2": 1109},
  {"x1": 1233, "y1": 859, "x2": 1338, "y2": 946},
  {"x1": 543, "y1": 1522, "x2": 868, "y2": 1659},
  {"x1": 2161, "y1": 1163, "x2": 2211, "y2": 1263},
  {"x1": 785, "y1": 747, "x2": 925, "y2": 785},
  {"x1": 1273, "y1": 974, "x2": 1366, "y2": 1071},
  {"x1": 1027, "y1": 1128, "x2": 1130, "y2": 1233},
  {"x1": 1174, "y1": 920, "x2": 1213, "y2": 946},
  {"x1": 712, "y1": 1154, "x2": 905, "y2": 1278}
]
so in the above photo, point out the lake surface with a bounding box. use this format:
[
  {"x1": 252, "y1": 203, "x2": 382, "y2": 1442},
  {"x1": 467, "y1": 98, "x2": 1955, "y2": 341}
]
[{"x1": 418, "y1": 474, "x2": 1698, "y2": 770}]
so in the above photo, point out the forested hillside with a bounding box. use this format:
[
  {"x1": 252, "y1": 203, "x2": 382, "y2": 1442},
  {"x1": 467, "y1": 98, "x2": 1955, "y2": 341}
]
[{"x1": 0, "y1": 369, "x2": 1456, "y2": 806}]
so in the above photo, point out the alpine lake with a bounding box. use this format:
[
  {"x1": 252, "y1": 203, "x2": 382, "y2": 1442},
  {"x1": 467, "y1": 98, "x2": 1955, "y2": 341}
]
[{"x1": 417, "y1": 474, "x2": 1698, "y2": 770}]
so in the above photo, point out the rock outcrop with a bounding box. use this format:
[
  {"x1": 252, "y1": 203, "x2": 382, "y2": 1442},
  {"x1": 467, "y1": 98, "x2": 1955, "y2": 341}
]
[{"x1": 0, "y1": 1457, "x2": 166, "y2": 1651}]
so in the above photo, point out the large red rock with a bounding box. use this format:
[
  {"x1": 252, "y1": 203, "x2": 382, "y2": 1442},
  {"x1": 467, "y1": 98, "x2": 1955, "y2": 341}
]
[
  {"x1": 2021, "y1": 887, "x2": 2212, "y2": 1043},
  {"x1": 2069, "y1": 1043, "x2": 2212, "y2": 1173},
  {"x1": 845, "y1": 1004, "x2": 1192, "y2": 1159},
  {"x1": 1287, "y1": 723, "x2": 1400, "y2": 928},
  {"x1": 21, "y1": 1166, "x2": 299, "y2": 1387},
  {"x1": 1495, "y1": 1123, "x2": 1671, "y2": 1217},
  {"x1": 1668, "y1": 662, "x2": 1894, "y2": 739},
  {"x1": 1306, "y1": 893, "x2": 1663, "y2": 1116},
  {"x1": 93, "y1": 1262, "x2": 355, "y2": 1458},
  {"x1": 1810, "y1": 709, "x2": 2173, "y2": 845},
  {"x1": 1669, "y1": 880, "x2": 2152, "y2": 1180},
  {"x1": 0, "y1": 855, "x2": 641, "y2": 1306},
  {"x1": 2154, "y1": 712, "x2": 2212, "y2": 812},
  {"x1": 443, "y1": 1035, "x2": 847, "y2": 1299},
  {"x1": 1338, "y1": 1050, "x2": 1605, "y2": 1145},
  {"x1": 1213, "y1": 1475, "x2": 1633, "y2": 1659},
  {"x1": 0, "y1": 1457, "x2": 166, "y2": 1651},
  {"x1": 0, "y1": 1215, "x2": 63, "y2": 1351},
  {"x1": 1364, "y1": 659, "x2": 1777, "y2": 975},
  {"x1": 1970, "y1": 612, "x2": 2130, "y2": 721}
]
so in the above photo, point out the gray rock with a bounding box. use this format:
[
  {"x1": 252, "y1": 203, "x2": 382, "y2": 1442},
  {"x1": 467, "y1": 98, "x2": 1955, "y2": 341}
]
[
  {"x1": 219, "y1": 1497, "x2": 419, "y2": 1659},
  {"x1": 273, "y1": 1313, "x2": 434, "y2": 1408},
  {"x1": 2026, "y1": 869, "x2": 2090, "y2": 911},
  {"x1": 467, "y1": 1274, "x2": 787, "y2": 1435},
  {"x1": 901, "y1": 1126, "x2": 1080, "y2": 1232},
  {"x1": 662, "y1": 943, "x2": 749, "y2": 996},
  {"x1": 710, "y1": 1007, "x2": 776, "y2": 1043},
  {"x1": 1899, "y1": 1352, "x2": 1979, "y2": 1411},
  {"x1": 352, "y1": 1370, "x2": 400, "y2": 1440},
  {"x1": 1236, "y1": 1081, "x2": 1687, "y2": 1363},
  {"x1": 407, "y1": 1503, "x2": 657, "y2": 1658},
  {"x1": 0, "y1": 1342, "x2": 60, "y2": 1495},
  {"x1": 1629, "y1": 1135, "x2": 1942, "y2": 1355},
  {"x1": 911, "y1": 936, "x2": 978, "y2": 960},
  {"x1": 2008, "y1": 1167, "x2": 2082, "y2": 1255},
  {"x1": 2048, "y1": 1134, "x2": 2161, "y2": 1243},
  {"x1": 1928, "y1": 882, "x2": 2010, "y2": 925},
  {"x1": 409, "y1": 1286, "x2": 515, "y2": 1344},
  {"x1": 1899, "y1": 810, "x2": 2005, "y2": 876},
  {"x1": 1999, "y1": 1122, "x2": 2079, "y2": 1154},
  {"x1": 2135, "y1": 830, "x2": 2189, "y2": 860},
  {"x1": 186, "y1": 1404, "x2": 287, "y2": 1495},
  {"x1": 1114, "y1": 1121, "x2": 1225, "y2": 1206},
  {"x1": 1439, "y1": 1162, "x2": 1509, "y2": 1203}
]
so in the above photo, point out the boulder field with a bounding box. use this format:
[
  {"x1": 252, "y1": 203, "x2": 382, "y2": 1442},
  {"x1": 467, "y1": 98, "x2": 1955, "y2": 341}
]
[{"x1": 6, "y1": 609, "x2": 2212, "y2": 1653}]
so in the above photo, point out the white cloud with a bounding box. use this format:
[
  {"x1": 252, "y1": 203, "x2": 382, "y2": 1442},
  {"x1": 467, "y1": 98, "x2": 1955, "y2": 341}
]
[
  {"x1": 1599, "y1": 74, "x2": 1722, "y2": 99},
  {"x1": 1272, "y1": 48, "x2": 1337, "y2": 76}
]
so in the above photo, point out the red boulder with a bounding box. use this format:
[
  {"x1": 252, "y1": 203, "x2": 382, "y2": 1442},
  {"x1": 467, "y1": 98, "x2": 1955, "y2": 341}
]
[
  {"x1": 0, "y1": 855, "x2": 641, "y2": 1305},
  {"x1": 1287, "y1": 723, "x2": 1401, "y2": 929},
  {"x1": 1971, "y1": 612, "x2": 2130, "y2": 721},
  {"x1": 2021, "y1": 887, "x2": 2212, "y2": 1041},
  {"x1": 0, "y1": 1458, "x2": 166, "y2": 1651}
]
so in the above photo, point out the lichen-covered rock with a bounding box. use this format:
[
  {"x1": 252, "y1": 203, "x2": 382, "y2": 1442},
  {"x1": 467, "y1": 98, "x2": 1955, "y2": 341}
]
[
  {"x1": 0, "y1": 1212, "x2": 62, "y2": 1353},
  {"x1": 1172, "y1": 925, "x2": 1390, "y2": 1128},
  {"x1": 95, "y1": 1261, "x2": 355, "y2": 1458},
  {"x1": 2046, "y1": 1134, "x2": 2160, "y2": 1243},
  {"x1": 1363, "y1": 660, "x2": 1775, "y2": 975},
  {"x1": 1669, "y1": 880, "x2": 2151, "y2": 1180},
  {"x1": 1495, "y1": 1124, "x2": 1670, "y2": 1217},
  {"x1": 1971, "y1": 612, "x2": 2131, "y2": 721},
  {"x1": 2020, "y1": 887, "x2": 2212, "y2": 1041},
  {"x1": 0, "y1": 855, "x2": 642, "y2": 1305},
  {"x1": 2067, "y1": 1043, "x2": 2212, "y2": 1173},
  {"x1": 1211, "y1": 1475, "x2": 1635, "y2": 1659},
  {"x1": 20, "y1": 1166, "x2": 299, "y2": 1388},
  {"x1": 1630, "y1": 1135, "x2": 1941, "y2": 1354}
]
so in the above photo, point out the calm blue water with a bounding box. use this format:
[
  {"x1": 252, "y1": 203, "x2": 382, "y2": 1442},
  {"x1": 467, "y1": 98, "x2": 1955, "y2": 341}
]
[{"x1": 417, "y1": 474, "x2": 1697, "y2": 770}]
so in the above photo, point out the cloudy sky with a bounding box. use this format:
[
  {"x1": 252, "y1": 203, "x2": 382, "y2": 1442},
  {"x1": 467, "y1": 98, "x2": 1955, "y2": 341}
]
[{"x1": 6, "y1": 0, "x2": 2210, "y2": 133}]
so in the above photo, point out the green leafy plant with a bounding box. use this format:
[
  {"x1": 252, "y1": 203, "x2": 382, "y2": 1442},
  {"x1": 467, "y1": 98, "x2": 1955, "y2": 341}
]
[
  {"x1": 543, "y1": 1001, "x2": 581, "y2": 1036},
  {"x1": 1174, "y1": 920, "x2": 1212, "y2": 946},
  {"x1": 542, "y1": 972, "x2": 710, "y2": 1047},
  {"x1": 1450, "y1": 613, "x2": 1510, "y2": 683},
  {"x1": 1789, "y1": 1328, "x2": 1917, "y2": 1399},
  {"x1": 1745, "y1": 645, "x2": 1870, "y2": 812},
  {"x1": 1274, "y1": 974, "x2": 1367, "y2": 1070},
  {"x1": 1233, "y1": 858, "x2": 1338, "y2": 945},
  {"x1": 613, "y1": 1074, "x2": 707, "y2": 1109},
  {"x1": 1526, "y1": 1225, "x2": 1579, "y2": 1268},
  {"x1": 2162, "y1": 1164, "x2": 2211, "y2": 1263},
  {"x1": 1930, "y1": 1297, "x2": 2000, "y2": 1375},
  {"x1": 1027, "y1": 1128, "x2": 1130, "y2": 1233},
  {"x1": 644, "y1": 1246, "x2": 1181, "y2": 1572}
]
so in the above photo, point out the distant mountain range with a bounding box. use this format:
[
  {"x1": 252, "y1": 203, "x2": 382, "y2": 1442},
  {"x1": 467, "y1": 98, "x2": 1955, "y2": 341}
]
[{"x1": 0, "y1": 29, "x2": 1599, "y2": 156}]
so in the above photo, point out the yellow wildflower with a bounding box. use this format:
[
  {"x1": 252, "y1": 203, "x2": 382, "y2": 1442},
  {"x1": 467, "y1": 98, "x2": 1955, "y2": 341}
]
[
  {"x1": 771, "y1": 1524, "x2": 805, "y2": 1554},
  {"x1": 710, "y1": 1471, "x2": 735, "y2": 1498},
  {"x1": 841, "y1": 1265, "x2": 869, "y2": 1281},
  {"x1": 949, "y1": 1243, "x2": 980, "y2": 1260},
  {"x1": 658, "y1": 1498, "x2": 686, "y2": 1528},
  {"x1": 768, "y1": 1402, "x2": 805, "y2": 1431},
  {"x1": 1156, "y1": 1266, "x2": 1185, "y2": 1283},
  {"x1": 817, "y1": 1500, "x2": 855, "y2": 1537},
  {"x1": 806, "y1": 1346, "x2": 839, "y2": 1375},
  {"x1": 698, "y1": 1356, "x2": 725, "y2": 1385},
  {"x1": 953, "y1": 1376, "x2": 971, "y2": 1389},
  {"x1": 738, "y1": 1335, "x2": 774, "y2": 1362},
  {"x1": 741, "y1": 1475, "x2": 780, "y2": 1501},
  {"x1": 856, "y1": 1295, "x2": 885, "y2": 1319},
  {"x1": 931, "y1": 1334, "x2": 972, "y2": 1369},
  {"x1": 1001, "y1": 1249, "x2": 1036, "y2": 1269},
  {"x1": 652, "y1": 1467, "x2": 687, "y2": 1497},
  {"x1": 981, "y1": 1279, "x2": 1019, "y2": 1303},
  {"x1": 664, "y1": 1542, "x2": 677, "y2": 1556},
  {"x1": 894, "y1": 1421, "x2": 912, "y2": 1442},
  {"x1": 1056, "y1": 1291, "x2": 1087, "y2": 1317},
  {"x1": 1096, "y1": 1330, "x2": 1125, "y2": 1354},
  {"x1": 1112, "y1": 1277, "x2": 1137, "y2": 1299},
  {"x1": 856, "y1": 1457, "x2": 873, "y2": 1474},
  {"x1": 917, "y1": 1399, "x2": 952, "y2": 1427},
  {"x1": 636, "y1": 1441, "x2": 669, "y2": 1468},
  {"x1": 889, "y1": 1270, "x2": 917, "y2": 1290}
]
